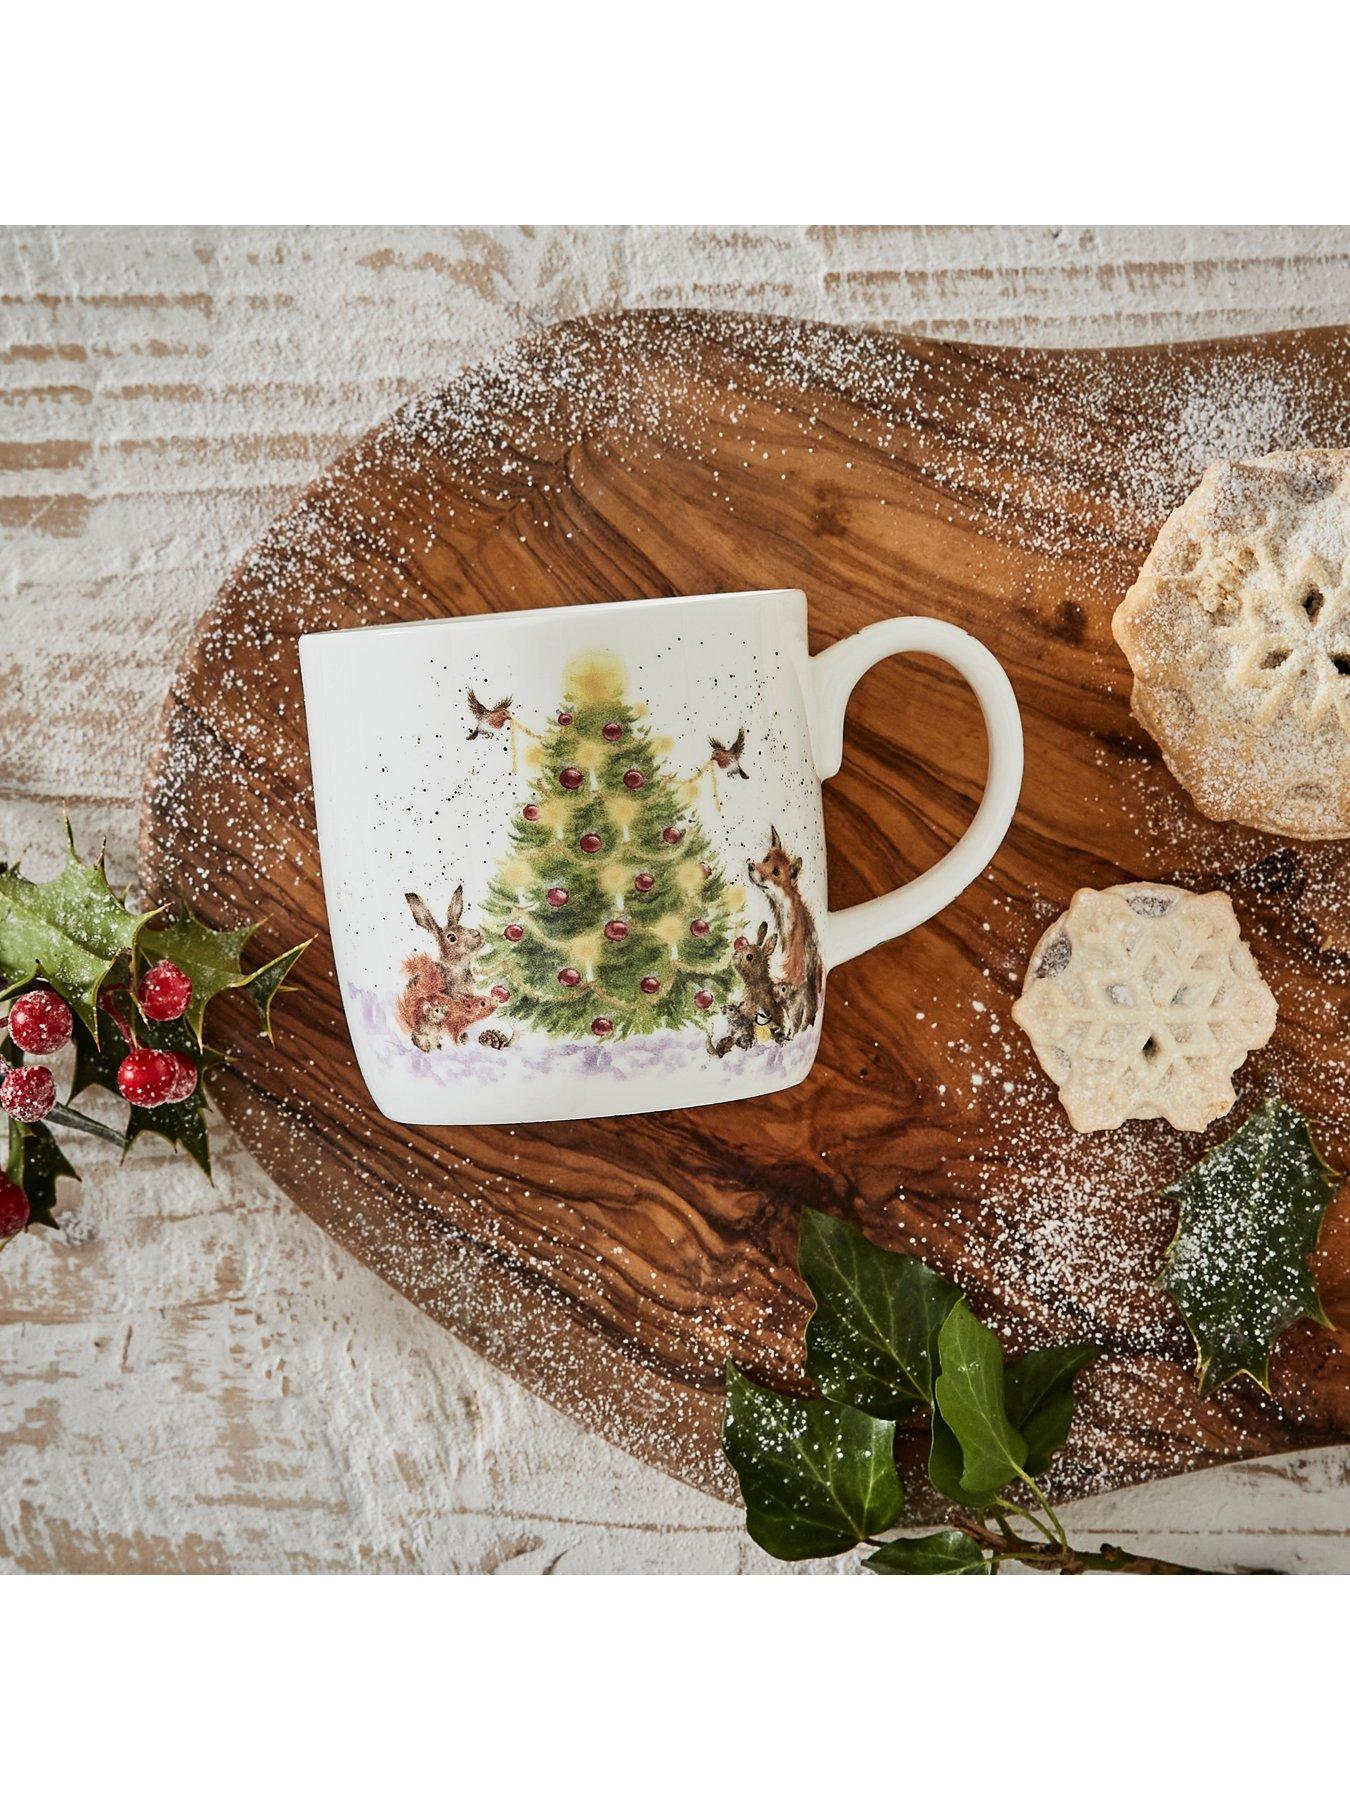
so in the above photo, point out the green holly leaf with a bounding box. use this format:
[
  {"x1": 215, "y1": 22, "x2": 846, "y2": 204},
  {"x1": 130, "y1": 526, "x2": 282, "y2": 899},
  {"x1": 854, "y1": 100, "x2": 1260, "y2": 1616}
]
[
  {"x1": 1162, "y1": 1096, "x2": 1339, "y2": 1396},
  {"x1": 722, "y1": 1363, "x2": 903, "y2": 1561},
  {"x1": 864, "y1": 1530, "x2": 990, "y2": 1575},
  {"x1": 6, "y1": 1117, "x2": 79, "y2": 1229},
  {"x1": 931, "y1": 1302, "x2": 1028, "y2": 1502},
  {"x1": 242, "y1": 940, "x2": 310, "y2": 1040},
  {"x1": 799, "y1": 1206, "x2": 961, "y2": 1418},
  {"x1": 137, "y1": 902, "x2": 307, "y2": 1044},
  {"x1": 0, "y1": 828, "x2": 154, "y2": 1035},
  {"x1": 1004, "y1": 1344, "x2": 1100, "y2": 1476}
]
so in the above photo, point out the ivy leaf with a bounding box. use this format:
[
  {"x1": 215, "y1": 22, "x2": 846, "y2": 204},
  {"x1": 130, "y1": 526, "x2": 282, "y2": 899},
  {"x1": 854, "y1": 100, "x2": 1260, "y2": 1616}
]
[
  {"x1": 1004, "y1": 1344, "x2": 1100, "y2": 1476},
  {"x1": 0, "y1": 828, "x2": 154, "y2": 1035},
  {"x1": 722, "y1": 1363, "x2": 903, "y2": 1561},
  {"x1": 1162, "y1": 1095, "x2": 1340, "y2": 1395},
  {"x1": 864, "y1": 1530, "x2": 990, "y2": 1575},
  {"x1": 932, "y1": 1302, "x2": 1028, "y2": 1501},
  {"x1": 6, "y1": 1117, "x2": 79, "y2": 1229},
  {"x1": 799, "y1": 1206, "x2": 961, "y2": 1418},
  {"x1": 137, "y1": 902, "x2": 307, "y2": 1045}
]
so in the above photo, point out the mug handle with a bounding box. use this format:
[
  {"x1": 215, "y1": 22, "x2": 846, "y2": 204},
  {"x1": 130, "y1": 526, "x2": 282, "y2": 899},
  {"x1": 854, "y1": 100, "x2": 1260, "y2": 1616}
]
[{"x1": 808, "y1": 616, "x2": 1024, "y2": 972}]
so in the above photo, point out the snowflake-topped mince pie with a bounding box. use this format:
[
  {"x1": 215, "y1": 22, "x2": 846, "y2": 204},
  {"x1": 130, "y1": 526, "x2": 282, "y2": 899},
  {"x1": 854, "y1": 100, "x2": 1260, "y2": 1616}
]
[
  {"x1": 1113, "y1": 449, "x2": 1350, "y2": 839},
  {"x1": 1011, "y1": 883, "x2": 1277, "y2": 1133}
]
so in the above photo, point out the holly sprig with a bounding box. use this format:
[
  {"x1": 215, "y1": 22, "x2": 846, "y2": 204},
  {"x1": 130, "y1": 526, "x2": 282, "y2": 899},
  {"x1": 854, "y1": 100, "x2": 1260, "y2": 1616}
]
[
  {"x1": 1162, "y1": 1094, "x2": 1340, "y2": 1395},
  {"x1": 723, "y1": 1208, "x2": 1205, "y2": 1575},
  {"x1": 0, "y1": 822, "x2": 308, "y2": 1241}
]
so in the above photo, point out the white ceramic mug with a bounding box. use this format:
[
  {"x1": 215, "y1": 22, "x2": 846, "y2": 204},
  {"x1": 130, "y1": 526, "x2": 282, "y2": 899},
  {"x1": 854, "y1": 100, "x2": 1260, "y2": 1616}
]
[{"x1": 300, "y1": 589, "x2": 1022, "y2": 1126}]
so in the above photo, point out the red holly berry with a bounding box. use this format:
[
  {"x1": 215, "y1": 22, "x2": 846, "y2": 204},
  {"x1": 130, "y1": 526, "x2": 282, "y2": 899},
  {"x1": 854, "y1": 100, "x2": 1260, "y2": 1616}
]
[
  {"x1": 558, "y1": 967, "x2": 581, "y2": 988},
  {"x1": 0, "y1": 1174, "x2": 29, "y2": 1240},
  {"x1": 601, "y1": 721, "x2": 623, "y2": 741},
  {"x1": 522, "y1": 803, "x2": 541, "y2": 823},
  {"x1": 559, "y1": 766, "x2": 583, "y2": 791},
  {"x1": 591, "y1": 1016, "x2": 614, "y2": 1036},
  {"x1": 7, "y1": 988, "x2": 73, "y2": 1054},
  {"x1": 116, "y1": 1047, "x2": 178, "y2": 1108},
  {"x1": 662, "y1": 825, "x2": 684, "y2": 845},
  {"x1": 490, "y1": 983, "x2": 511, "y2": 1004},
  {"x1": 734, "y1": 935, "x2": 749, "y2": 949},
  {"x1": 694, "y1": 990, "x2": 714, "y2": 1010},
  {"x1": 690, "y1": 918, "x2": 710, "y2": 938},
  {"x1": 1, "y1": 1064, "x2": 56, "y2": 1123},
  {"x1": 557, "y1": 711, "x2": 573, "y2": 726},
  {"x1": 137, "y1": 958, "x2": 193, "y2": 1023},
  {"x1": 164, "y1": 1053, "x2": 199, "y2": 1104},
  {"x1": 622, "y1": 768, "x2": 644, "y2": 790},
  {"x1": 579, "y1": 832, "x2": 603, "y2": 854},
  {"x1": 603, "y1": 919, "x2": 629, "y2": 942},
  {"x1": 503, "y1": 922, "x2": 525, "y2": 943},
  {"x1": 639, "y1": 975, "x2": 661, "y2": 995},
  {"x1": 633, "y1": 871, "x2": 655, "y2": 894},
  {"x1": 546, "y1": 886, "x2": 570, "y2": 908}
]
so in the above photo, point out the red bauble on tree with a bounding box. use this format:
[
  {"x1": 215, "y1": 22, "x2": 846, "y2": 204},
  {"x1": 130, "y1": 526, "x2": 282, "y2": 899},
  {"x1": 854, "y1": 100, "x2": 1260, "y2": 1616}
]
[
  {"x1": 633, "y1": 871, "x2": 655, "y2": 894},
  {"x1": 503, "y1": 922, "x2": 525, "y2": 943},
  {"x1": 579, "y1": 832, "x2": 603, "y2": 854},
  {"x1": 558, "y1": 967, "x2": 581, "y2": 988},
  {"x1": 558, "y1": 766, "x2": 583, "y2": 791},
  {"x1": 601, "y1": 721, "x2": 623, "y2": 741},
  {"x1": 546, "y1": 886, "x2": 570, "y2": 908},
  {"x1": 522, "y1": 803, "x2": 541, "y2": 823},
  {"x1": 639, "y1": 975, "x2": 661, "y2": 995},
  {"x1": 490, "y1": 983, "x2": 511, "y2": 1004},
  {"x1": 557, "y1": 711, "x2": 573, "y2": 726},
  {"x1": 694, "y1": 990, "x2": 714, "y2": 1010},
  {"x1": 622, "y1": 768, "x2": 644, "y2": 790},
  {"x1": 690, "y1": 918, "x2": 710, "y2": 938},
  {"x1": 603, "y1": 919, "x2": 629, "y2": 942},
  {"x1": 662, "y1": 824, "x2": 684, "y2": 845},
  {"x1": 591, "y1": 1016, "x2": 614, "y2": 1036}
]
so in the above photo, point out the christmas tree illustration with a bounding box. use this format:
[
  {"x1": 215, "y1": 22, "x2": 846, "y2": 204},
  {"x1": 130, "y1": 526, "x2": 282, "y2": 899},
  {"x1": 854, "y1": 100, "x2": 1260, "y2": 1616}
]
[{"x1": 479, "y1": 651, "x2": 745, "y2": 1040}]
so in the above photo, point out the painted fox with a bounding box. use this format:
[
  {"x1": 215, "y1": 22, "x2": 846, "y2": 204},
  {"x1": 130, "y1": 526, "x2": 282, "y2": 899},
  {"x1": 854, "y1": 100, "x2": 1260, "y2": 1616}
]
[
  {"x1": 396, "y1": 952, "x2": 501, "y2": 1051},
  {"x1": 748, "y1": 825, "x2": 822, "y2": 1037}
]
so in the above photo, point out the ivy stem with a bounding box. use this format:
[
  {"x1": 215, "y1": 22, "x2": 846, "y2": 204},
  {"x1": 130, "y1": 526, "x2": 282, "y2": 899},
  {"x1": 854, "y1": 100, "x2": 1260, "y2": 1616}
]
[
  {"x1": 997, "y1": 1498, "x2": 1060, "y2": 1549},
  {"x1": 1016, "y1": 1471, "x2": 1070, "y2": 1550}
]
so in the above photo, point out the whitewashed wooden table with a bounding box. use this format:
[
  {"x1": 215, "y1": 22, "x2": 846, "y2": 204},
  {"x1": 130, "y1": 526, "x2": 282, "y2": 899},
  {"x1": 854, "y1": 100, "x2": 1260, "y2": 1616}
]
[{"x1": 2, "y1": 225, "x2": 1348, "y2": 1574}]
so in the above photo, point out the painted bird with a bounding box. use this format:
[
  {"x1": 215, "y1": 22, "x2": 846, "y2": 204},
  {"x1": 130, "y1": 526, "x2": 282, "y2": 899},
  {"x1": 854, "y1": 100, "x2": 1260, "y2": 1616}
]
[
  {"x1": 709, "y1": 728, "x2": 749, "y2": 778},
  {"x1": 466, "y1": 688, "x2": 513, "y2": 740}
]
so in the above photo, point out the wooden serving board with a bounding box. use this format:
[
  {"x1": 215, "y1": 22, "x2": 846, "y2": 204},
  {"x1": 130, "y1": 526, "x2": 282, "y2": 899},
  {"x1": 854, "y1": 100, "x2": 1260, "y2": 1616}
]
[{"x1": 139, "y1": 312, "x2": 1350, "y2": 1510}]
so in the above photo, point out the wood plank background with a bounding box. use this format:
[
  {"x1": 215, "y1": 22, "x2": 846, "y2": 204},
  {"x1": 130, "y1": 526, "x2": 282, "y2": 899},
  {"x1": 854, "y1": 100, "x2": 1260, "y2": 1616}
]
[{"x1": 3, "y1": 224, "x2": 1350, "y2": 1574}]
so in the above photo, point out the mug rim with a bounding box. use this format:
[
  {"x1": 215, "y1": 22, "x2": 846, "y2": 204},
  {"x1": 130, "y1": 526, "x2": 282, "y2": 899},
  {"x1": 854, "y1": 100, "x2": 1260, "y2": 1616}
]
[{"x1": 298, "y1": 586, "x2": 806, "y2": 650}]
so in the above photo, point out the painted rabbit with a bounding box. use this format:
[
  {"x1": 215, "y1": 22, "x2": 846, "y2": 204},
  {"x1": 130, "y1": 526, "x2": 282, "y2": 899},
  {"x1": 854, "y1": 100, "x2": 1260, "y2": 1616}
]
[
  {"x1": 708, "y1": 922, "x2": 786, "y2": 1057},
  {"x1": 398, "y1": 887, "x2": 489, "y2": 1052},
  {"x1": 406, "y1": 887, "x2": 484, "y2": 993}
]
